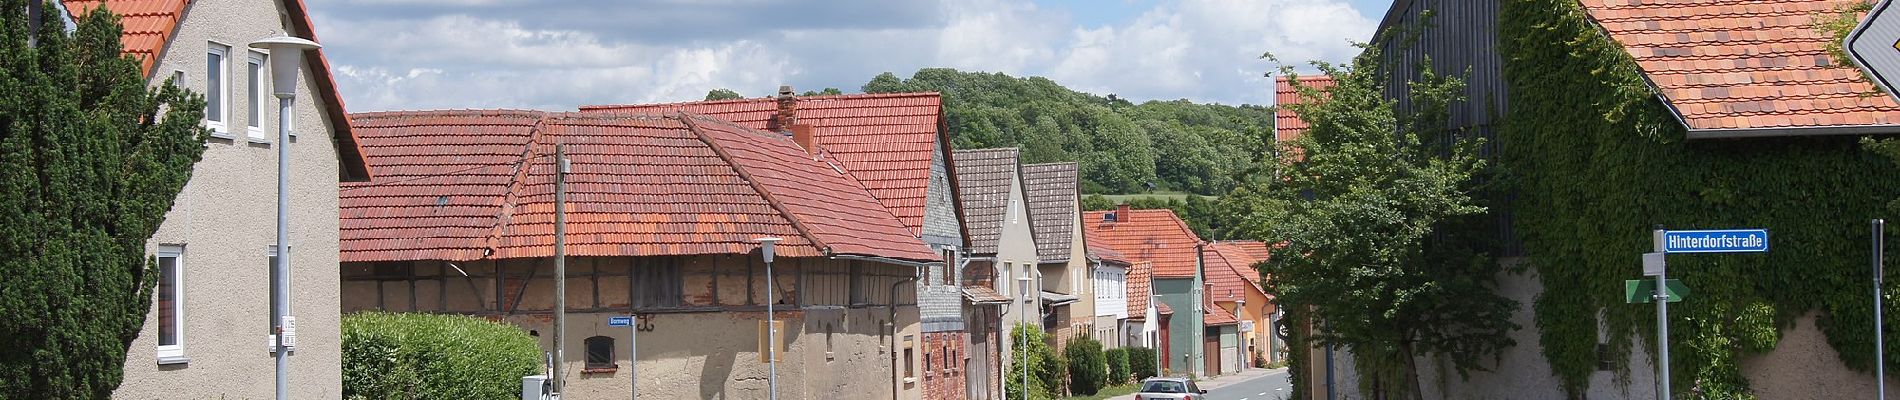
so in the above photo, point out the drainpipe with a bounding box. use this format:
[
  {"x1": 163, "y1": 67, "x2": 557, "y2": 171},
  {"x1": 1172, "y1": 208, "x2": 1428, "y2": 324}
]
[{"x1": 890, "y1": 266, "x2": 921, "y2": 400}]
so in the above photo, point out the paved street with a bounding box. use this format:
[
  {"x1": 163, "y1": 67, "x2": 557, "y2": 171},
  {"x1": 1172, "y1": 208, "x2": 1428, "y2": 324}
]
[{"x1": 1107, "y1": 367, "x2": 1292, "y2": 400}]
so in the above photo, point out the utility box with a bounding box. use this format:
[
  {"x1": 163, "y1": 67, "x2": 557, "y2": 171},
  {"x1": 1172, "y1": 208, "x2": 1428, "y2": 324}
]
[{"x1": 521, "y1": 375, "x2": 549, "y2": 400}]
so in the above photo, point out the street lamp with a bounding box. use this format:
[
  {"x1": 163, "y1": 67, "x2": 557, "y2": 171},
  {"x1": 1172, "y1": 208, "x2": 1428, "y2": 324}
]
[
  {"x1": 1238, "y1": 298, "x2": 1247, "y2": 371},
  {"x1": 756, "y1": 237, "x2": 782, "y2": 400},
  {"x1": 247, "y1": 35, "x2": 318, "y2": 400},
  {"x1": 1018, "y1": 276, "x2": 1032, "y2": 400}
]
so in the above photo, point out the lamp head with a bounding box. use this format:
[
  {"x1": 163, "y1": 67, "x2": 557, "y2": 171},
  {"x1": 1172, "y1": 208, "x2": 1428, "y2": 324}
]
[
  {"x1": 247, "y1": 36, "x2": 320, "y2": 98},
  {"x1": 755, "y1": 237, "x2": 782, "y2": 263}
]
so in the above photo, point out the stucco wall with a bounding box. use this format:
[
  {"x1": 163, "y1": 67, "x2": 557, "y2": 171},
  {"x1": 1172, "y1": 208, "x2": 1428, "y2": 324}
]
[
  {"x1": 1154, "y1": 278, "x2": 1203, "y2": 376},
  {"x1": 994, "y1": 171, "x2": 1040, "y2": 359},
  {"x1": 118, "y1": 0, "x2": 345, "y2": 398}
]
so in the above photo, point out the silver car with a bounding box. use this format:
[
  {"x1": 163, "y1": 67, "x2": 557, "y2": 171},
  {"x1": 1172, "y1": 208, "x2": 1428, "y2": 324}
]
[{"x1": 1133, "y1": 377, "x2": 1207, "y2": 399}]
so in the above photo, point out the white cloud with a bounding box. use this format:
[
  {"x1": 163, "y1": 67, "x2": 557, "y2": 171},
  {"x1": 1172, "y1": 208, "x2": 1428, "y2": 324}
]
[{"x1": 308, "y1": 0, "x2": 1375, "y2": 112}]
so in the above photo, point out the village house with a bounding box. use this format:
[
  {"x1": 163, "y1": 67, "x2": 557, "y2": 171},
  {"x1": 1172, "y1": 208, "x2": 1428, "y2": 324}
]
[
  {"x1": 1085, "y1": 206, "x2": 1239, "y2": 377},
  {"x1": 580, "y1": 88, "x2": 981, "y2": 399},
  {"x1": 1021, "y1": 162, "x2": 1092, "y2": 350},
  {"x1": 1087, "y1": 232, "x2": 1131, "y2": 347},
  {"x1": 953, "y1": 147, "x2": 1040, "y2": 398},
  {"x1": 337, "y1": 110, "x2": 938, "y2": 399},
  {"x1": 1206, "y1": 241, "x2": 1279, "y2": 366},
  {"x1": 59, "y1": 0, "x2": 371, "y2": 398}
]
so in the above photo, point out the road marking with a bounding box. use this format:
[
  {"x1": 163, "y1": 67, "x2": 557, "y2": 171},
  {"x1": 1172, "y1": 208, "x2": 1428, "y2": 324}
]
[{"x1": 1260, "y1": 392, "x2": 1268, "y2": 395}]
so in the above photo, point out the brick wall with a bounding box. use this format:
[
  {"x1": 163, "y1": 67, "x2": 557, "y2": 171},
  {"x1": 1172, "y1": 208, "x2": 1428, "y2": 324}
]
[{"x1": 922, "y1": 331, "x2": 969, "y2": 400}]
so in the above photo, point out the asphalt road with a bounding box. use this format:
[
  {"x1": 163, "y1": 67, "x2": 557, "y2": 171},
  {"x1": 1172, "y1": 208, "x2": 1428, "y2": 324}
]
[{"x1": 1204, "y1": 369, "x2": 1293, "y2": 400}]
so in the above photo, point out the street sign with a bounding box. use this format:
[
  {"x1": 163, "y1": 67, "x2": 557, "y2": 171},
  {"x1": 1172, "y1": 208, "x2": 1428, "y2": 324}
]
[
  {"x1": 1662, "y1": 229, "x2": 1768, "y2": 253},
  {"x1": 1643, "y1": 252, "x2": 1665, "y2": 276},
  {"x1": 1625, "y1": 279, "x2": 1689, "y2": 303},
  {"x1": 1847, "y1": 0, "x2": 1900, "y2": 103},
  {"x1": 608, "y1": 316, "x2": 632, "y2": 327}
]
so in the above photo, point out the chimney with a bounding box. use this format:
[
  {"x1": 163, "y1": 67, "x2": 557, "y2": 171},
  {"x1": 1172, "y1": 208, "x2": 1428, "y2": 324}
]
[
  {"x1": 791, "y1": 124, "x2": 817, "y2": 156},
  {"x1": 772, "y1": 85, "x2": 797, "y2": 133},
  {"x1": 1117, "y1": 204, "x2": 1132, "y2": 222}
]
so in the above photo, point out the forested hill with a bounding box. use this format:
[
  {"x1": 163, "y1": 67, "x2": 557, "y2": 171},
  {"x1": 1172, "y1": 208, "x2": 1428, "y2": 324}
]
[{"x1": 859, "y1": 68, "x2": 1273, "y2": 196}]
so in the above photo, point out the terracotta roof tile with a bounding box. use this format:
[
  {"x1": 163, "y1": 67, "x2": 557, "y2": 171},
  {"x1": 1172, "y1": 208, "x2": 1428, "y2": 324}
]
[
  {"x1": 64, "y1": 0, "x2": 372, "y2": 181},
  {"x1": 1205, "y1": 241, "x2": 1268, "y2": 304},
  {"x1": 1082, "y1": 209, "x2": 1203, "y2": 278},
  {"x1": 1126, "y1": 261, "x2": 1155, "y2": 319},
  {"x1": 580, "y1": 93, "x2": 944, "y2": 234},
  {"x1": 340, "y1": 111, "x2": 936, "y2": 263},
  {"x1": 1203, "y1": 299, "x2": 1239, "y2": 326},
  {"x1": 1086, "y1": 232, "x2": 1128, "y2": 265},
  {"x1": 1274, "y1": 75, "x2": 1335, "y2": 144},
  {"x1": 953, "y1": 148, "x2": 1021, "y2": 255},
  {"x1": 1021, "y1": 162, "x2": 1079, "y2": 263},
  {"x1": 1578, "y1": 0, "x2": 1900, "y2": 132}
]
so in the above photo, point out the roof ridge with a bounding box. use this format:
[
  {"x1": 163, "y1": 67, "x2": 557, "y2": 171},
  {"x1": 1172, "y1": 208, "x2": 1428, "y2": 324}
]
[
  {"x1": 478, "y1": 116, "x2": 549, "y2": 258},
  {"x1": 578, "y1": 91, "x2": 944, "y2": 112},
  {"x1": 678, "y1": 113, "x2": 830, "y2": 254}
]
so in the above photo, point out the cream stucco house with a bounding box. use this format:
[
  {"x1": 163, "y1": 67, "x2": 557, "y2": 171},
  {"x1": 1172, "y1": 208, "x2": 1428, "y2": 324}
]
[
  {"x1": 953, "y1": 147, "x2": 1040, "y2": 399},
  {"x1": 1021, "y1": 162, "x2": 1092, "y2": 351},
  {"x1": 62, "y1": 0, "x2": 371, "y2": 398}
]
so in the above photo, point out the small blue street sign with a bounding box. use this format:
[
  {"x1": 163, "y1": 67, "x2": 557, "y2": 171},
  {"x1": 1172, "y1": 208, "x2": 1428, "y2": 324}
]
[
  {"x1": 1663, "y1": 229, "x2": 1768, "y2": 253},
  {"x1": 608, "y1": 316, "x2": 633, "y2": 327}
]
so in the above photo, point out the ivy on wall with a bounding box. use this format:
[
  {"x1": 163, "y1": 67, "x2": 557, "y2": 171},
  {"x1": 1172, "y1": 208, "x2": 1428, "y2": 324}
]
[{"x1": 1498, "y1": 0, "x2": 1900, "y2": 398}]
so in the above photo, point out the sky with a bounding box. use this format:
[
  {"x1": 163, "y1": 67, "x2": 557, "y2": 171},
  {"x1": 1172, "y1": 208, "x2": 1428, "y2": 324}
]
[{"x1": 307, "y1": 0, "x2": 1386, "y2": 113}]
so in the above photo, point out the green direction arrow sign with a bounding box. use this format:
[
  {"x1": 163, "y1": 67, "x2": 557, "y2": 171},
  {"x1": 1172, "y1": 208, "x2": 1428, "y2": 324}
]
[{"x1": 1625, "y1": 279, "x2": 1689, "y2": 303}]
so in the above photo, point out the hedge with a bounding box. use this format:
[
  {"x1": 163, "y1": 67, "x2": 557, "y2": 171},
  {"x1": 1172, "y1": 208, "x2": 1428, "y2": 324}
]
[
  {"x1": 1064, "y1": 336, "x2": 1107, "y2": 395},
  {"x1": 343, "y1": 312, "x2": 542, "y2": 400},
  {"x1": 1105, "y1": 347, "x2": 1131, "y2": 385},
  {"x1": 1126, "y1": 347, "x2": 1158, "y2": 380}
]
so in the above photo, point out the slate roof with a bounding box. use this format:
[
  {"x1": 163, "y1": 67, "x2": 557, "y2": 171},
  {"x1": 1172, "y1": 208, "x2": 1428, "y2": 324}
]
[
  {"x1": 340, "y1": 110, "x2": 937, "y2": 263},
  {"x1": 1021, "y1": 162, "x2": 1080, "y2": 264},
  {"x1": 1205, "y1": 241, "x2": 1267, "y2": 304},
  {"x1": 1274, "y1": 75, "x2": 1335, "y2": 144},
  {"x1": 1126, "y1": 261, "x2": 1156, "y2": 320},
  {"x1": 579, "y1": 93, "x2": 945, "y2": 234},
  {"x1": 63, "y1": 0, "x2": 372, "y2": 181},
  {"x1": 953, "y1": 148, "x2": 1022, "y2": 255},
  {"x1": 1083, "y1": 209, "x2": 1204, "y2": 278},
  {"x1": 1580, "y1": 0, "x2": 1900, "y2": 135}
]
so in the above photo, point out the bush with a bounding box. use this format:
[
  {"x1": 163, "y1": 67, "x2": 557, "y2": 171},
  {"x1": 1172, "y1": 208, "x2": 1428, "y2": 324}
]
[
  {"x1": 1127, "y1": 347, "x2": 1159, "y2": 380},
  {"x1": 343, "y1": 312, "x2": 542, "y2": 400},
  {"x1": 1005, "y1": 325, "x2": 1063, "y2": 399},
  {"x1": 1065, "y1": 336, "x2": 1108, "y2": 395},
  {"x1": 1106, "y1": 348, "x2": 1131, "y2": 385}
]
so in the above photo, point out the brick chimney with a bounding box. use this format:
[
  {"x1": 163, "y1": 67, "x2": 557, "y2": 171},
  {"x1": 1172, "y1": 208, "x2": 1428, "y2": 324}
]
[
  {"x1": 1117, "y1": 204, "x2": 1132, "y2": 222},
  {"x1": 791, "y1": 124, "x2": 817, "y2": 156},
  {"x1": 772, "y1": 85, "x2": 797, "y2": 133}
]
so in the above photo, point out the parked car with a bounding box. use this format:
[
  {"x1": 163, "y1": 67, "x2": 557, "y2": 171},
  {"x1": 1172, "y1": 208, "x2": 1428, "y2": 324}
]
[{"x1": 1134, "y1": 377, "x2": 1206, "y2": 399}]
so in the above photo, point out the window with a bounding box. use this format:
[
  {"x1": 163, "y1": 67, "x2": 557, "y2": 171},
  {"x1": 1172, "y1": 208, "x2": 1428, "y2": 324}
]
[
  {"x1": 903, "y1": 335, "x2": 915, "y2": 382},
  {"x1": 941, "y1": 249, "x2": 955, "y2": 285},
  {"x1": 205, "y1": 43, "x2": 229, "y2": 136},
  {"x1": 630, "y1": 258, "x2": 683, "y2": 308},
  {"x1": 584, "y1": 336, "x2": 616, "y2": 371},
  {"x1": 1007, "y1": 197, "x2": 1020, "y2": 224},
  {"x1": 246, "y1": 51, "x2": 266, "y2": 141},
  {"x1": 156, "y1": 246, "x2": 185, "y2": 362}
]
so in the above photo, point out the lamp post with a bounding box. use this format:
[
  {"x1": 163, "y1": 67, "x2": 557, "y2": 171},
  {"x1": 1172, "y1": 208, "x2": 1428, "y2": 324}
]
[
  {"x1": 247, "y1": 36, "x2": 318, "y2": 400},
  {"x1": 1018, "y1": 276, "x2": 1032, "y2": 400},
  {"x1": 1152, "y1": 294, "x2": 1162, "y2": 377},
  {"x1": 1237, "y1": 297, "x2": 1246, "y2": 371},
  {"x1": 756, "y1": 237, "x2": 782, "y2": 400}
]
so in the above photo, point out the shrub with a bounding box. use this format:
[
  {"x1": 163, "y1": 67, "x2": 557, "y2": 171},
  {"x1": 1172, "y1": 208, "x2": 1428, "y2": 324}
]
[
  {"x1": 1064, "y1": 336, "x2": 1108, "y2": 395},
  {"x1": 343, "y1": 312, "x2": 541, "y2": 400},
  {"x1": 1004, "y1": 325, "x2": 1062, "y2": 400},
  {"x1": 1127, "y1": 347, "x2": 1159, "y2": 380},
  {"x1": 1105, "y1": 347, "x2": 1131, "y2": 385}
]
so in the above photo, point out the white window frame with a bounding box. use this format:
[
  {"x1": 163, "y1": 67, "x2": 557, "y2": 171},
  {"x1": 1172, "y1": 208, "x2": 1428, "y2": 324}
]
[
  {"x1": 205, "y1": 42, "x2": 230, "y2": 138},
  {"x1": 245, "y1": 51, "x2": 267, "y2": 142},
  {"x1": 155, "y1": 246, "x2": 186, "y2": 363}
]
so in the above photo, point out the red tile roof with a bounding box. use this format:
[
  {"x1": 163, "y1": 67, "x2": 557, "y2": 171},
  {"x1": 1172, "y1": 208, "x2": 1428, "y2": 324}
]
[
  {"x1": 1086, "y1": 231, "x2": 1128, "y2": 265},
  {"x1": 340, "y1": 110, "x2": 936, "y2": 263},
  {"x1": 953, "y1": 148, "x2": 1022, "y2": 255},
  {"x1": 579, "y1": 93, "x2": 944, "y2": 234},
  {"x1": 1274, "y1": 75, "x2": 1335, "y2": 144},
  {"x1": 1022, "y1": 162, "x2": 1080, "y2": 263},
  {"x1": 1580, "y1": 0, "x2": 1900, "y2": 133},
  {"x1": 1204, "y1": 299, "x2": 1239, "y2": 326},
  {"x1": 63, "y1": 0, "x2": 372, "y2": 181},
  {"x1": 1126, "y1": 261, "x2": 1155, "y2": 319},
  {"x1": 1205, "y1": 242, "x2": 1267, "y2": 304},
  {"x1": 1082, "y1": 209, "x2": 1203, "y2": 278}
]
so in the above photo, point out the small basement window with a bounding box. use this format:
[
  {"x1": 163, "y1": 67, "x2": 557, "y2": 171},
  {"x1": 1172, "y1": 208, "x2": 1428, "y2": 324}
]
[{"x1": 584, "y1": 336, "x2": 616, "y2": 372}]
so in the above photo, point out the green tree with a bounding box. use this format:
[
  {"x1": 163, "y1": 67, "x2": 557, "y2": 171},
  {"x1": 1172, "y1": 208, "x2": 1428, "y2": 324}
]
[
  {"x1": 1004, "y1": 325, "x2": 1063, "y2": 400},
  {"x1": 0, "y1": 3, "x2": 209, "y2": 398},
  {"x1": 1063, "y1": 336, "x2": 1107, "y2": 395},
  {"x1": 704, "y1": 88, "x2": 743, "y2": 101},
  {"x1": 799, "y1": 87, "x2": 843, "y2": 96},
  {"x1": 1229, "y1": 48, "x2": 1516, "y2": 400}
]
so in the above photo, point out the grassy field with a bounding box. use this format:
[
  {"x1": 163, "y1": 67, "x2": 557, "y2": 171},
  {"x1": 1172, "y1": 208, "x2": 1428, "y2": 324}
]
[
  {"x1": 1060, "y1": 383, "x2": 1140, "y2": 400},
  {"x1": 1097, "y1": 192, "x2": 1216, "y2": 204}
]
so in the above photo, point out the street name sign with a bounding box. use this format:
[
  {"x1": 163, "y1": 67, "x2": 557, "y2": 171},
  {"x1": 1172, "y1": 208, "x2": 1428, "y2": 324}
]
[
  {"x1": 1847, "y1": 0, "x2": 1900, "y2": 103},
  {"x1": 608, "y1": 316, "x2": 633, "y2": 327},
  {"x1": 1663, "y1": 229, "x2": 1768, "y2": 253},
  {"x1": 1626, "y1": 279, "x2": 1689, "y2": 303}
]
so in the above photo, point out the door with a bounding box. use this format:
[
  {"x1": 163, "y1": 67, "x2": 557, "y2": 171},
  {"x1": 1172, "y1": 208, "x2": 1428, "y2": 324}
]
[
  {"x1": 1203, "y1": 329, "x2": 1221, "y2": 376},
  {"x1": 969, "y1": 309, "x2": 993, "y2": 400}
]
